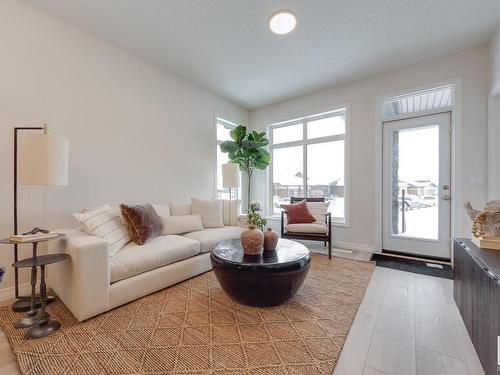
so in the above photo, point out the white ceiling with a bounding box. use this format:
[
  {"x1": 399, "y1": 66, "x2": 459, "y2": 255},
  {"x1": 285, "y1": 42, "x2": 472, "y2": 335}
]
[{"x1": 25, "y1": 0, "x2": 500, "y2": 109}]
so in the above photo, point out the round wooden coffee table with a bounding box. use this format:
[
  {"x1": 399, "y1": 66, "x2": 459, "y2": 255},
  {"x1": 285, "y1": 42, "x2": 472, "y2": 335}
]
[{"x1": 211, "y1": 238, "x2": 310, "y2": 307}]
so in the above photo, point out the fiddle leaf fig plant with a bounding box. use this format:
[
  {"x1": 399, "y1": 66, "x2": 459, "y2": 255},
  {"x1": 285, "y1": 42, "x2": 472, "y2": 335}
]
[{"x1": 219, "y1": 125, "x2": 270, "y2": 207}]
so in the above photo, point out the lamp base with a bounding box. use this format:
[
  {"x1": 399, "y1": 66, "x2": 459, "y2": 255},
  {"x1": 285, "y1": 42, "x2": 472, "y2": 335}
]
[
  {"x1": 26, "y1": 319, "x2": 61, "y2": 339},
  {"x1": 12, "y1": 295, "x2": 55, "y2": 312},
  {"x1": 15, "y1": 309, "x2": 49, "y2": 328}
]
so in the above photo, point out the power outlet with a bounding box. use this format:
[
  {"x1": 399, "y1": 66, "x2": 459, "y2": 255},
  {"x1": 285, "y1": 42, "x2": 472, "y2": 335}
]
[{"x1": 470, "y1": 175, "x2": 482, "y2": 184}]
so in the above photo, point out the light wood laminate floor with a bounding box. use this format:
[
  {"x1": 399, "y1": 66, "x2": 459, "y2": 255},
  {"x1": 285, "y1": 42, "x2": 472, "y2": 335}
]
[
  {"x1": 335, "y1": 267, "x2": 485, "y2": 375},
  {"x1": 0, "y1": 299, "x2": 20, "y2": 375},
  {"x1": 0, "y1": 266, "x2": 484, "y2": 375}
]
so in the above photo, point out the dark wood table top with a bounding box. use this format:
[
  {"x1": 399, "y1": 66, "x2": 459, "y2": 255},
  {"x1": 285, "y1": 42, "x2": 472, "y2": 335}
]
[
  {"x1": 456, "y1": 238, "x2": 500, "y2": 278},
  {"x1": 0, "y1": 233, "x2": 65, "y2": 245},
  {"x1": 12, "y1": 254, "x2": 70, "y2": 268},
  {"x1": 212, "y1": 238, "x2": 309, "y2": 269}
]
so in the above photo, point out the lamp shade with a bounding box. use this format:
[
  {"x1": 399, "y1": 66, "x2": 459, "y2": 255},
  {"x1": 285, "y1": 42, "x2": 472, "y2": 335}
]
[
  {"x1": 222, "y1": 163, "x2": 240, "y2": 188},
  {"x1": 18, "y1": 134, "x2": 69, "y2": 186}
]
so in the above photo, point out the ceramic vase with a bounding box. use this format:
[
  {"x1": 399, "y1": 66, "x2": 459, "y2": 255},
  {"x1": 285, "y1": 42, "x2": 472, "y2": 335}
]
[
  {"x1": 263, "y1": 228, "x2": 278, "y2": 251},
  {"x1": 241, "y1": 225, "x2": 264, "y2": 255}
]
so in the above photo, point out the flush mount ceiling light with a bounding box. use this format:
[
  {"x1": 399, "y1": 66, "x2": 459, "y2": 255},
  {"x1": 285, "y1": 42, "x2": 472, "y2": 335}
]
[{"x1": 269, "y1": 10, "x2": 296, "y2": 35}]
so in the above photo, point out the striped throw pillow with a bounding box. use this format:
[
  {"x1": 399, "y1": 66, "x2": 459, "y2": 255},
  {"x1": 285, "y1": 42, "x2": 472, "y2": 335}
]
[
  {"x1": 306, "y1": 201, "x2": 331, "y2": 224},
  {"x1": 219, "y1": 199, "x2": 240, "y2": 226},
  {"x1": 73, "y1": 204, "x2": 130, "y2": 256}
]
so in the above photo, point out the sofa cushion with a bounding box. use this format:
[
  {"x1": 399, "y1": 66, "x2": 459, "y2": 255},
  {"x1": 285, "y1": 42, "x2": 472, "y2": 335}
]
[
  {"x1": 183, "y1": 226, "x2": 243, "y2": 253},
  {"x1": 110, "y1": 235, "x2": 200, "y2": 283},
  {"x1": 170, "y1": 202, "x2": 192, "y2": 216},
  {"x1": 162, "y1": 214, "x2": 203, "y2": 235},
  {"x1": 191, "y1": 198, "x2": 224, "y2": 228},
  {"x1": 285, "y1": 223, "x2": 328, "y2": 234},
  {"x1": 152, "y1": 204, "x2": 170, "y2": 218}
]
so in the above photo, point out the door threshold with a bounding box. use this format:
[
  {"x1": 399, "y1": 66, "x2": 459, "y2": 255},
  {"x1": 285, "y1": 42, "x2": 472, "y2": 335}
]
[{"x1": 381, "y1": 249, "x2": 451, "y2": 265}]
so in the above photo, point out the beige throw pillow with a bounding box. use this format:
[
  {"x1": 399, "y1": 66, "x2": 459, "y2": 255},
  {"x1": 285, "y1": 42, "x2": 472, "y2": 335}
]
[
  {"x1": 162, "y1": 214, "x2": 203, "y2": 235},
  {"x1": 169, "y1": 202, "x2": 192, "y2": 216},
  {"x1": 191, "y1": 198, "x2": 224, "y2": 228}
]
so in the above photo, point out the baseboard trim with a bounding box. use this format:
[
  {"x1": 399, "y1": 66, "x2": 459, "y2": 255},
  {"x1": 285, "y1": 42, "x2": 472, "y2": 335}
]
[
  {"x1": 333, "y1": 241, "x2": 376, "y2": 253},
  {"x1": 0, "y1": 282, "x2": 38, "y2": 303},
  {"x1": 299, "y1": 239, "x2": 376, "y2": 253}
]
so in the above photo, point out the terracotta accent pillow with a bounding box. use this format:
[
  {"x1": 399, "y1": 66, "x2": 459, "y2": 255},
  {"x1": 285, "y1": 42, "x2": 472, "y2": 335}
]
[
  {"x1": 120, "y1": 204, "x2": 163, "y2": 245},
  {"x1": 280, "y1": 199, "x2": 316, "y2": 224}
]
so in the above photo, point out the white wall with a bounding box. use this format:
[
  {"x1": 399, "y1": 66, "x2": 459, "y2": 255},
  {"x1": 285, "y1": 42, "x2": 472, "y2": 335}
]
[
  {"x1": 250, "y1": 46, "x2": 489, "y2": 251},
  {"x1": 490, "y1": 25, "x2": 500, "y2": 96},
  {"x1": 487, "y1": 96, "x2": 500, "y2": 199},
  {"x1": 488, "y1": 25, "x2": 500, "y2": 199},
  {"x1": 0, "y1": 0, "x2": 247, "y2": 294}
]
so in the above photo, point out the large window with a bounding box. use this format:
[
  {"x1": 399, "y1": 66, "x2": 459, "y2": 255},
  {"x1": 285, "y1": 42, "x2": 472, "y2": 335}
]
[
  {"x1": 269, "y1": 109, "x2": 348, "y2": 223},
  {"x1": 216, "y1": 118, "x2": 241, "y2": 200}
]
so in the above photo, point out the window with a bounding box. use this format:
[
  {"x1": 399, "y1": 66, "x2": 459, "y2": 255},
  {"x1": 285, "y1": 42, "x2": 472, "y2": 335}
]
[
  {"x1": 216, "y1": 118, "x2": 241, "y2": 200},
  {"x1": 383, "y1": 85, "x2": 453, "y2": 119},
  {"x1": 269, "y1": 109, "x2": 348, "y2": 223}
]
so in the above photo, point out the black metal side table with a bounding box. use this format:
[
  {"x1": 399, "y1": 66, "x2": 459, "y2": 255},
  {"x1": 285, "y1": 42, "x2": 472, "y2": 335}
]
[
  {"x1": 12, "y1": 253, "x2": 69, "y2": 339},
  {"x1": 0, "y1": 233, "x2": 65, "y2": 312}
]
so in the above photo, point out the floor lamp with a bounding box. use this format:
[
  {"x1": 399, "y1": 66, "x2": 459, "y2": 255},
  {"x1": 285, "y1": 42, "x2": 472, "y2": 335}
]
[
  {"x1": 12, "y1": 125, "x2": 69, "y2": 312},
  {"x1": 222, "y1": 163, "x2": 240, "y2": 200}
]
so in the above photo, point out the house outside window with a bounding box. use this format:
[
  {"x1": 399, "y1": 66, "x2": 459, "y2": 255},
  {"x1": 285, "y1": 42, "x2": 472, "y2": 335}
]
[{"x1": 268, "y1": 108, "x2": 348, "y2": 223}]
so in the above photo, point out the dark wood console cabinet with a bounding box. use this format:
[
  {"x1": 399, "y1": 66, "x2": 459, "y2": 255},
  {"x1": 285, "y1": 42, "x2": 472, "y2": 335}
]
[{"x1": 454, "y1": 239, "x2": 500, "y2": 375}]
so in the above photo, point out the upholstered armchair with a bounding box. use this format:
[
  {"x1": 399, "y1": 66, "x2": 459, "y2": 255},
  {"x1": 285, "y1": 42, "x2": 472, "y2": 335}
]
[{"x1": 280, "y1": 197, "x2": 332, "y2": 259}]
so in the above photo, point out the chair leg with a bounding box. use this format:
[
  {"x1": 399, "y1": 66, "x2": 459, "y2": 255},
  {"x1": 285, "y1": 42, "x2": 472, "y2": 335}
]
[{"x1": 328, "y1": 240, "x2": 332, "y2": 259}]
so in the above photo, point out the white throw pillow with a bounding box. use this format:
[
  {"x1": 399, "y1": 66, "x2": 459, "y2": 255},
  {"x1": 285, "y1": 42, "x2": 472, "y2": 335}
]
[
  {"x1": 306, "y1": 201, "x2": 331, "y2": 224},
  {"x1": 153, "y1": 204, "x2": 171, "y2": 233},
  {"x1": 219, "y1": 199, "x2": 240, "y2": 226},
  {"x1": 169, "y1": 202, "x2": 192, "y2": 216},
  {"x1": 162, "y1": 214, "x2": 203, "y2": 235},
  {"x1": 152, "y1": 204, "x2": 171, "y2": 218},
  {"x1": 73, "y1": 204, "x2": 130, "y2": 257},
  {"x1": 191, "y1": 198, "x2": 224, "y2": 228}
]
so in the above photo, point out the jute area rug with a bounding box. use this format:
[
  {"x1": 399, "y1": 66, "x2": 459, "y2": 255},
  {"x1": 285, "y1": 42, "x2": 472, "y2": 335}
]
[{"x1": 0, "y1": 254, "x2": 374, "y2": 375}]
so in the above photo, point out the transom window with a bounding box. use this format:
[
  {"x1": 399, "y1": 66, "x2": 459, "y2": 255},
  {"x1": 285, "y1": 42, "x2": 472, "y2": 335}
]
[
  {"x1": 383, "y1": 85, "x2": 454, "y2": 119},
  {"x1": 269, "y1": 108, "x2": 348, "y2": 223}
]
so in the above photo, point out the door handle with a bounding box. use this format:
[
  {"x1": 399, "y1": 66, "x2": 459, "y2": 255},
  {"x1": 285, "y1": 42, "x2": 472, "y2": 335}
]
[
  {"x1": 442, "y1": 194, "x2": 451, "y2": 200},
  {"x1": 483, "y1": 267, "x2": 499, "y2": 280}
]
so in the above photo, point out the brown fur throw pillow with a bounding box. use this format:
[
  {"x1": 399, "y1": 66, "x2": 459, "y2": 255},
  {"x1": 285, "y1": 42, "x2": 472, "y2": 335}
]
[{"x1": 120, "y1": 204, "x2": 163, "y2": 245}]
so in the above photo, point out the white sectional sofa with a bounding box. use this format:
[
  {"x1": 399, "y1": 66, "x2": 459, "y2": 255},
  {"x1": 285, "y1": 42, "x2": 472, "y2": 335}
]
[{"x1": 47, "y1": 202, "x2": 244, "y2": 321}]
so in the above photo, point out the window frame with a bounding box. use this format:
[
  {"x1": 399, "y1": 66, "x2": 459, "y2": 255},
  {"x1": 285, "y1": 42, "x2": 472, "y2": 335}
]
[
  {"x1": 267, "y1": 106, "x2": 350, "y2": 226},
  {"x1": 215, "y1": 117, "x2": 240, "y2": 200}
]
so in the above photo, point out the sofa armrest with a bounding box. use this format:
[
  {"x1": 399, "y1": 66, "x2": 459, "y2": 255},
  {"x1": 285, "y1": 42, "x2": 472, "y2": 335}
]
[
  {"x1": 47, "y1": 229, "x2": 110, "y2": 321},
  {"x1": 281, "y1": 211, "x2": 288, "y2": 236},
  {"x1": 326, "y1": 212, "x2": 332, "y2": 237}
]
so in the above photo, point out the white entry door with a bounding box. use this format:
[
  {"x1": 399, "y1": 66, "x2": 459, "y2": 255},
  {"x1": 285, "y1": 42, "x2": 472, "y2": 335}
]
[{"x1": 382, "y1": 113, "x2": 451, "y2": 259}]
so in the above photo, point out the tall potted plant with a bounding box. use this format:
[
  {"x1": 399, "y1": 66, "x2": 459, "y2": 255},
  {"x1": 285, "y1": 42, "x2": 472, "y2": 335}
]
[{"x1": 219, "y1": 125, "x2": 270, "y2": 208}]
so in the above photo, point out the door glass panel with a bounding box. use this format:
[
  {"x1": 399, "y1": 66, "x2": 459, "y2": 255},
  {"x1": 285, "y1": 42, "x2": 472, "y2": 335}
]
[
  {"x1": 272, "y1": 124, "x2": 302, "y2": 144},
  {"x1": 391, "y1": 125, "x2": 439, "y2": 239},
  {"x1": 307, "y1": 141, "x2": 345, "y2": 220},
  {"x1": 307, "y1": 115, "x2": 345, "y2": 139},
  {"x1": 272, "y1": 146, "x2": 303, "y2": 213}
]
